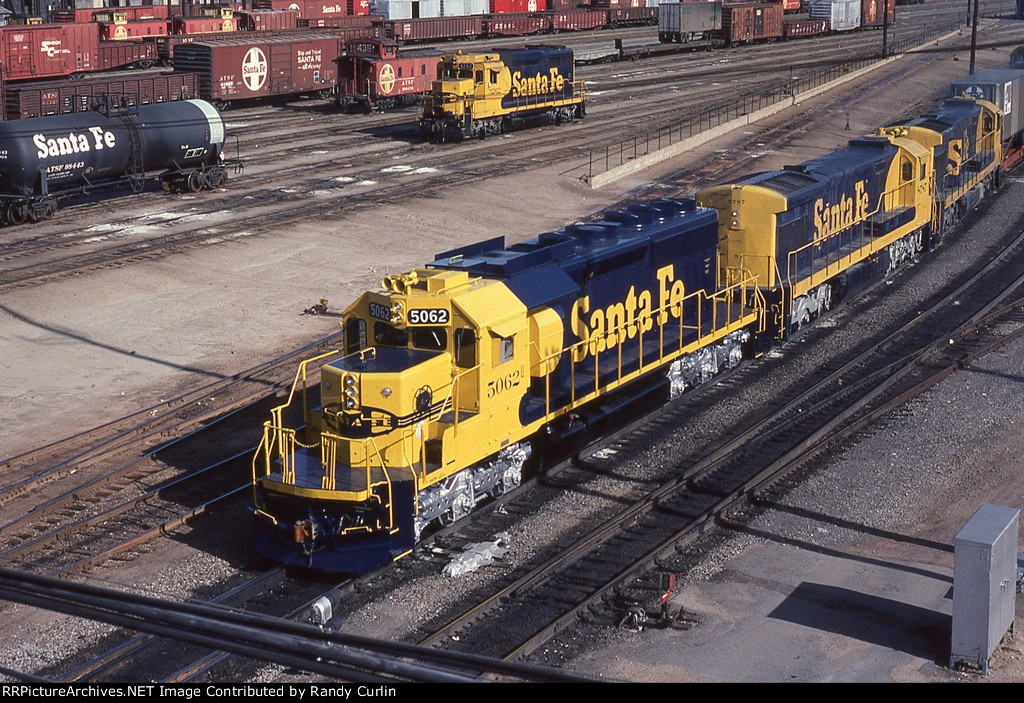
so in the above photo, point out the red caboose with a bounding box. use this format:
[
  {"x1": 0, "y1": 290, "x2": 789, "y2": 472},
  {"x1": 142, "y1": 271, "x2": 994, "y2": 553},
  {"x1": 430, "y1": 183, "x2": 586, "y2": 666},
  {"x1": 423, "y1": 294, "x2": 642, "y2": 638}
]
[{"x1": 336, "y1": 38, "x2": 441, "y2": 112}]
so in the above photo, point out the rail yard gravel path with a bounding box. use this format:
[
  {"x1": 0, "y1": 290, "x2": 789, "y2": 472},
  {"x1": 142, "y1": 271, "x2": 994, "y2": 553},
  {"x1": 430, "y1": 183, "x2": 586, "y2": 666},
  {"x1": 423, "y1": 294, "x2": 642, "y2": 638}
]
[{"x1": 0, "y1": 7, "x2": 1021, "y2": 683}]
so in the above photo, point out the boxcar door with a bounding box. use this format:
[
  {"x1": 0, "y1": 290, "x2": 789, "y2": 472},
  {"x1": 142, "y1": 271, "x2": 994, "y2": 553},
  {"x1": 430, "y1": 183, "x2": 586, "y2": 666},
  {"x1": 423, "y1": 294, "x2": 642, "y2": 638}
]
[{"x1": 269, "y1": 43, "x2": 292, "y2": 95}]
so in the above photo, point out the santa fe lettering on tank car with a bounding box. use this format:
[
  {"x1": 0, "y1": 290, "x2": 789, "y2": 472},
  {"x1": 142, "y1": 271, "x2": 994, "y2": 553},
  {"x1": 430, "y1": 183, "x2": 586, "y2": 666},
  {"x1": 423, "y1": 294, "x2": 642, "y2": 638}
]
[{"x1": 33, "y1": 127, "x2": 117, "y2": 159}]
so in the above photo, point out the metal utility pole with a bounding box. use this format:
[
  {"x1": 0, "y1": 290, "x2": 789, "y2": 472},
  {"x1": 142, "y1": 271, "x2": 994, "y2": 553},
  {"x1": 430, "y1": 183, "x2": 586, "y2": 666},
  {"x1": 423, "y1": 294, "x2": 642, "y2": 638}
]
[
  {"x1": 882, "y1": 0, "x2": 890, "y2": 57},
  {"x1": 969, "y1": 0, "x2": 980, "y2": 74}
]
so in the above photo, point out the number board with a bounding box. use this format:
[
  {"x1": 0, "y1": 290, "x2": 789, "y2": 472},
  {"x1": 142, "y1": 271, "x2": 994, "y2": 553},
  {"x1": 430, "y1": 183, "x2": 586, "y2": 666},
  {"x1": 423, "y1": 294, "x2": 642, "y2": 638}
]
[
  {"x1": 368, "y1": 301, "x2": 391, "y2": 322},
  {"x1": 408, "y1": 308, "x2": 450, "y2": 325}
]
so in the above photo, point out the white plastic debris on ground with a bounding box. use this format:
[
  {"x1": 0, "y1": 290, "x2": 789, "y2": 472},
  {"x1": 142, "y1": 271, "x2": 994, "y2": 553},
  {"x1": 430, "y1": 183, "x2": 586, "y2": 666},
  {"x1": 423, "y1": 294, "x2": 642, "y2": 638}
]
[{"x1": 442, "y1": 533, "x2": 511, "y2": 577}]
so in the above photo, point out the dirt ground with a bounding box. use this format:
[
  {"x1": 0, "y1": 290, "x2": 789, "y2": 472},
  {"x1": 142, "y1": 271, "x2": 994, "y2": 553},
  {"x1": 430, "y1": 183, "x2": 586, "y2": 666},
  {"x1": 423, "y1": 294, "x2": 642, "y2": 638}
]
[{"x1": 0, "y1": 17, "x2": 1021, "y2": 683}]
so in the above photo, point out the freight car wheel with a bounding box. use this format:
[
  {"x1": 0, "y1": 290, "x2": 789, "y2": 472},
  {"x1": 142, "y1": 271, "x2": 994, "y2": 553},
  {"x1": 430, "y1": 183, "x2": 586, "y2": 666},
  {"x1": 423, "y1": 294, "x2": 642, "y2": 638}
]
[
  {"x1": 5, "y1": 202, "x2": 27, "y2": 225},
  {"x1": 187, "y1": 172, "x2": 204, "y2": 193}
]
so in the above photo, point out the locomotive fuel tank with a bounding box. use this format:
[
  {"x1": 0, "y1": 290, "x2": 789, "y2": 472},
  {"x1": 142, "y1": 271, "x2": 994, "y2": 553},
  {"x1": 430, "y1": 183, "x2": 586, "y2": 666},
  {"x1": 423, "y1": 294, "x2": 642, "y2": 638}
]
[{"x1": 0, "y1": 99, "x2": 226, "y2": 196}]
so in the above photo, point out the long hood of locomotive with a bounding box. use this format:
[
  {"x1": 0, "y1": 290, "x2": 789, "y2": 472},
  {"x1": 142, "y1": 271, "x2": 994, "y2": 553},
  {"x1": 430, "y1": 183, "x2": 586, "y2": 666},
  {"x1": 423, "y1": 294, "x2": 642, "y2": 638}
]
[
  {"x1": 699, "y1": 137, "x2": 905, "y2": 284},
  {"x1": 432, "y1": 200, "x2": 719, "y2": 356},
  {"x1": 0, "y1": 100, "x2": 225, "y2": 195},
  {"x1": 496, "y1": 47, "x2": 577, "y2": 109}
]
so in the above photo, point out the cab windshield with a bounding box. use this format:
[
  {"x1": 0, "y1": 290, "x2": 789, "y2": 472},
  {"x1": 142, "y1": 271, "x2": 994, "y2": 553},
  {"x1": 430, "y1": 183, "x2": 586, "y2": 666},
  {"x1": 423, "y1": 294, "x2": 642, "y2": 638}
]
[{"x1": 373, "y1": 323, "x2": 447, "y2": 352}]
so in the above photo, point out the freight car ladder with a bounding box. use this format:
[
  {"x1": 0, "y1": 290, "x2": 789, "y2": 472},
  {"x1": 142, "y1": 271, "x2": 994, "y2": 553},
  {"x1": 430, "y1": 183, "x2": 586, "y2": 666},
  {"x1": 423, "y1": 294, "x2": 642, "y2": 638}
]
[{"x1": 124, "y1": 117, "x2": 145, "y2": 194}]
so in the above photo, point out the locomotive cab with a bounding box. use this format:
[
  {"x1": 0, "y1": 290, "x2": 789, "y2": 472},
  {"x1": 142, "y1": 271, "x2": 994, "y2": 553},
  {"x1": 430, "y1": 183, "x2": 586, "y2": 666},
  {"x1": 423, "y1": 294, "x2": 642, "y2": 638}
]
[{"x1": 253, "y1": 267, "x2": 535, "y2": 571}]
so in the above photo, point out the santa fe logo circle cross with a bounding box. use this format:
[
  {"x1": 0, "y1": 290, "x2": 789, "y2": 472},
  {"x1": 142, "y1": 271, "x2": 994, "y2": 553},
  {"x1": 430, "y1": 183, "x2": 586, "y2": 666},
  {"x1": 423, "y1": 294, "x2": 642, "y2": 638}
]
[{"x1": 242, "y1": 48, "x2": 268, "y2": 92}]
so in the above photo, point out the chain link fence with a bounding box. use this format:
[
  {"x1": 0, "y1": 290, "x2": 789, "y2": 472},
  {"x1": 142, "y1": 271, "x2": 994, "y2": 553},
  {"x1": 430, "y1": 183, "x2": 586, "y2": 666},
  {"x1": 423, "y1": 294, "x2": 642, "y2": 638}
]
[{"x1": 587, "y1": 21, "x2": 965, "y2": 182}]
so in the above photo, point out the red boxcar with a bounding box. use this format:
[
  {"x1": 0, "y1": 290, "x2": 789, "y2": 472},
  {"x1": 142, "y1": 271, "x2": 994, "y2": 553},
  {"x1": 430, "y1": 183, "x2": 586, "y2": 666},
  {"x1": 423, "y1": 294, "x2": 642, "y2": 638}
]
[
  {"x1": 252, "y1": 0, "x2": 352, "y2": 18},
  {"x1": 172, "y1": 17, "x2": 239, "y2": 35},
  {"x1": 482, "y1": 13, "x2": 547, "y2": 36},
  {"x1": 590, "y1": 0, "x2": 644, "y2": 7},
  {"x1": 782, "y1": 17, "x2": 827, "y2": 38},
  {"x1": 336, "y1": 38, "x2": 441, "y2": 111},
  {"x1": 719, "y1": 2, "x2": 783, "y2": 44},
  {"x1": 780, "y1": 0, "x2": 801, "y2": 10},
  {"x1": 236, "y1": 10, "x2": 301, "y2": 31},
  {"x1": 547, "y1": 9, "x2": 607, "y2": 31},
  {"x1": 97, "y1": 39, "x2": 159, "y2": 70},
  {"x1": 378, "y1": 16, "x2": 483, "y2": 42},
  {"x1": 349, "y1": 0, "x2": 371, "y2": 15},
  {"x1": 861, "y1": 0, "x2": 896, "y2": 28},
  {"x1": 173, "y1": 34, "x2": 341, "y2": 102},
  {"x1": 0, "y1": 23, "x2": 97, "y2": 82},
  {"x1": 4, "y1": 72, "x2": 199, "y2": 121},
  {"x1": 490, "y1": 0, "x2": 548, "y2": 12}
]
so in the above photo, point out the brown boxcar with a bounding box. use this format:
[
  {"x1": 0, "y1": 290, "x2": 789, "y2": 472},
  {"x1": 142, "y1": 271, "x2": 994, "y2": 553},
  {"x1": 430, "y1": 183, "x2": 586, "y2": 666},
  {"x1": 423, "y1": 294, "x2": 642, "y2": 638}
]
[
  {"x1": 719, "y1": 1, "x2": 783, "y2": 44},
  {"x1": 173, "y1": 34, "x2": 341, "y2": 102},
  {"x1": 300, "y1": 14, "x2": 381, "y2": 28},
  {"x1": 336, "y1": 38, "x2": 441, "y2": 111},
  {"x1": 482, "y1": 13, "x2": 547, "y2": 36},
  {"x1": 860, "y1": 0, "x2": 895, "y2": 28},
  {"x1": 4, "y1": 72, "x2": 199, "y2": 121},
  {"x1": 377, "y1": 16, "x2": 483, "y2": 42},
  {"x1": 547, "y1": 9, "x2": 608, "y2": 31},
  {"x1": 155, "y1": 29, "x2": 268, "y2": 62},
  {"x1": 236, "y1": 10, "x2": 301, "y2": 31},
  {"x1": 97, "y1": 40, "x2": 159, "y2": 70},
  {"x1": 0, "y1": 23, "x2": 98, "y2": 82},
  {"x1": 52, "y1": 6, "x2": 170, "y2": 23},
  {"x1": 782, "y1": 17, "x2": 828, "y2": 38}
]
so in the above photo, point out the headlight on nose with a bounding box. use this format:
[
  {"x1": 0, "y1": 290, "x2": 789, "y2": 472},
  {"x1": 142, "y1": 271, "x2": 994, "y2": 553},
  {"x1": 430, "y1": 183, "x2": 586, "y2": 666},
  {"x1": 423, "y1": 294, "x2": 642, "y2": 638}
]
[{"x1": 342, "y1": 374, "x2": 359, "y2": 410}]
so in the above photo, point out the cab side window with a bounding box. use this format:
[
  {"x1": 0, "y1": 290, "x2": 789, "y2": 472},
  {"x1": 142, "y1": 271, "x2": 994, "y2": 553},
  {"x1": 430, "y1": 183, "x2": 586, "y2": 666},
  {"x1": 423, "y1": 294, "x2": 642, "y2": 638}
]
[
  {"x1": 495, "y1": 336, "x2": 514, "y2": 364},
  {"x1": 345, "y1": 318, "x2": 366, "y2": 355},
  {"x1": 455, "y1": 328, "x2": 476, "y2": 368}
]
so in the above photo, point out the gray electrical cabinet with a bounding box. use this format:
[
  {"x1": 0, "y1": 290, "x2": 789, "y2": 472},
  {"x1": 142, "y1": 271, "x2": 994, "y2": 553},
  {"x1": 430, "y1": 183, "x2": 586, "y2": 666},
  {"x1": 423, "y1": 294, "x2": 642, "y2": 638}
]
[{"x1": 950, "y1": 504, "x2": 1020, "y2": 674}]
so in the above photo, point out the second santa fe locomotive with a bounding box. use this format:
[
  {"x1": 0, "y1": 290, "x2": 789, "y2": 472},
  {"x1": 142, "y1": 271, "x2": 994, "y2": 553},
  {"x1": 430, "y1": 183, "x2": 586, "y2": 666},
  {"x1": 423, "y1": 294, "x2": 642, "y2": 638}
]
[{"x1": 420, "y1": 45, "x2": 586, "y2": 142}]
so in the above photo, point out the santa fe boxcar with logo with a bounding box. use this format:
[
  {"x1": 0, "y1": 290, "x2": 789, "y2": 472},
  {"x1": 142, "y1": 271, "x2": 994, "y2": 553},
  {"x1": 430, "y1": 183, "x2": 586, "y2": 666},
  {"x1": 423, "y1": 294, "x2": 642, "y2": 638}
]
[{"x1": 172, "y1": 34, "x2": 341, "y2": 104}]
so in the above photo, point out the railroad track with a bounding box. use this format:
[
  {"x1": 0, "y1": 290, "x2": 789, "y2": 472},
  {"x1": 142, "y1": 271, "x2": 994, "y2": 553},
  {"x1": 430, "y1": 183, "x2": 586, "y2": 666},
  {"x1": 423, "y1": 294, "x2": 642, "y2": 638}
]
[{"x1": 0, "y1": 18, "x2": 960, "y2": 288}]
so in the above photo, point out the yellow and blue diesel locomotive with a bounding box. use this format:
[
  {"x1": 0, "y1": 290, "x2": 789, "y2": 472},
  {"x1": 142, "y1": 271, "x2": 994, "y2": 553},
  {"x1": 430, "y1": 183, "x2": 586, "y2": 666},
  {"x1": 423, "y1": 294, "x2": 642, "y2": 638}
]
[
  {"x1": 697, "y1": 96, "x2": 1002, "y2": 336},
  {"x1": 251, "y1": 90, "x2": 1012, "y2": 573},
  {"x1": 420, "y1": 45, "x2": 586, "y2": 143},
  {"x1": 251, "y1": 200, "x2": 761, "y2": 571}
]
